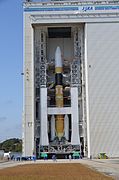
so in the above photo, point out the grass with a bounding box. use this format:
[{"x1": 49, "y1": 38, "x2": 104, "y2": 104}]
[{"x1": 0, "y1": 163, "x2": 114, "y2": 180}]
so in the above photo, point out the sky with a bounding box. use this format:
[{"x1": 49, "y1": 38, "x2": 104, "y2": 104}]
[{"x1": 0, "y1": 0, "x2": 23, "y2": 142}]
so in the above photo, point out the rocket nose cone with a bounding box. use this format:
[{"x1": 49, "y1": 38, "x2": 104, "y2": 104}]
[
  {"x1": 55, "y1": 46, "x2": 62, "y2": 68},
  {"x1": 56, "y1": 46, "x2": 61, "y2": 54}
]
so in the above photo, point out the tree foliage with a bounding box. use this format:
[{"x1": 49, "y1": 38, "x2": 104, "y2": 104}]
[{"x1": 0, "y1": 138, "x2": 22, "y2": 152}]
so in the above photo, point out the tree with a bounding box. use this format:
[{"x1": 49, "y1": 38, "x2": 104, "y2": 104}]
[{"x1": 0, "y1": 138, "x2": 22, "y2": 152}]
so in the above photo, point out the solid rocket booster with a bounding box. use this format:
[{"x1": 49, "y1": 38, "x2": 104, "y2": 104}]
[
  {"x1": 64, "y1": 114, "x2": 69, "y2": 140},
  {"x1": 51, "y1": 115, "x2": 55, "y2": 141},
  {"x1": 55, "y1": 46, "x2": 64, "y2": 139}
]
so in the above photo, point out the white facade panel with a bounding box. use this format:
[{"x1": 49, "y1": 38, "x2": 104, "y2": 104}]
[
  {"x1": 23, "y1": 14, "x2": 34, "y2": 156},
  {"x1": 86, "y1": 22, "x2": 119, "y2": 158}
]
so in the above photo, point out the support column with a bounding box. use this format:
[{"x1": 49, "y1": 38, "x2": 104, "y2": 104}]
[
  {"x1": 40, "y1": 88, "x2": 49, "y2": 146},
  {"x1": 71, "y1": 87, "x2": 80, "y2": 145}
]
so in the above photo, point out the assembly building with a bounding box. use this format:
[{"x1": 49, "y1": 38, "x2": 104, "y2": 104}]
[{"x1": 23, "y1": 0, "x2": 119, "y2": 158}]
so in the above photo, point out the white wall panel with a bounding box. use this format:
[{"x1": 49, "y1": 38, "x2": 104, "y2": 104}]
[
  {"x1": 23, "y1": 14, "x2": 34, "y2": 156},
  {"x1": 86, "y1": 22, "x2": 119, "y2": 157}
]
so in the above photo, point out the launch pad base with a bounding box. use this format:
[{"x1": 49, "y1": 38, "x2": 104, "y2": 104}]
[{"x1": 39, "y1": 144, "x2": 81, "y2": 159}]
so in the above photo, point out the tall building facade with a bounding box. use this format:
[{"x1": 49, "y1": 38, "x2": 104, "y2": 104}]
[{"x1": 23, "y1": 0, "x2": 119, "y2": 158}]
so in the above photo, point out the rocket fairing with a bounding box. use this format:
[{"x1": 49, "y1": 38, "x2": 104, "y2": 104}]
[{"x1": 55, "y1": 46, "x2": 64, "y2": 139}]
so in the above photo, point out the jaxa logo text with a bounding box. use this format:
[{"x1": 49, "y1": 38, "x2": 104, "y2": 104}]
[{"x1": 82, "y1": 6, "x2": 94, "y2": 11}]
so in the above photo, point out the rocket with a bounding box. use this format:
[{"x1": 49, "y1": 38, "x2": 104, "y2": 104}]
[{"x1": 55, "y1": 46, "x2": 64, "y2": 140}]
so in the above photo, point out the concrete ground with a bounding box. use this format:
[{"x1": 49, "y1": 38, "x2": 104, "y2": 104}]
[
  {"x1": 0, "y1": 159, "x2": 119, "y2": 179},
  {"x1": 79, "y1": 159, "x2": 119, "y2": 180}
]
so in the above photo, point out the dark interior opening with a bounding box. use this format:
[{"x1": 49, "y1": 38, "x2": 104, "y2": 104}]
[{"x1": 48, "y1": 27, "x2": 71, "y2": 38}]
